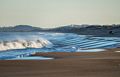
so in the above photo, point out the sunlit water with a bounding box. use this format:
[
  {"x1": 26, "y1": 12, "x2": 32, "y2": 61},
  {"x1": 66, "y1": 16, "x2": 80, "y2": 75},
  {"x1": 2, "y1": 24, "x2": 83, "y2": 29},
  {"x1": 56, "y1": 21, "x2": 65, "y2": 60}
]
[{"x1": 0, "y1": 32, "x2": 120, "y2": 60}]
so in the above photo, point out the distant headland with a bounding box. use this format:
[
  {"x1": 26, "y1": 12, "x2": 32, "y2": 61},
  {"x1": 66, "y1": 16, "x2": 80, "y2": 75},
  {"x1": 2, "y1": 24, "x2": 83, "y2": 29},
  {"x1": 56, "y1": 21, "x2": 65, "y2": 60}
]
[{"x1": 0, "y1": 24, "x2": 120, "y2": 37}]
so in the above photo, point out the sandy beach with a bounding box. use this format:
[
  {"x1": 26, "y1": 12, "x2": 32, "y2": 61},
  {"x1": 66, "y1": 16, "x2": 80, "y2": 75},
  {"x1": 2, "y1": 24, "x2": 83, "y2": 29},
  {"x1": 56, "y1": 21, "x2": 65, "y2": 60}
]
[
  {"x1": 0, "y1": 48, "x2": 120, "y2": 77},
  {"x1": 0, "y1": 0, "x2": 120, "y2": 76}
]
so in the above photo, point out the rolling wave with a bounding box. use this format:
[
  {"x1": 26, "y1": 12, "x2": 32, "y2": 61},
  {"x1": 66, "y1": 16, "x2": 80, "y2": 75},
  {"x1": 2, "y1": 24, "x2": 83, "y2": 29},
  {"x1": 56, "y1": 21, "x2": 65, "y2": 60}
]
[{"x1": 0, "y1": 39, "x2": 53, "y2": 51}]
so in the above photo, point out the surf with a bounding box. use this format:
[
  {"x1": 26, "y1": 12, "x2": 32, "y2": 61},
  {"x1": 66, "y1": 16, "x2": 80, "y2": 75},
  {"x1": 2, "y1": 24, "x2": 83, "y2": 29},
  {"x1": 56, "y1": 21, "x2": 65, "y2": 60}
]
[{"x1": 0, "y1": 39, "x2": 53, "y2": 51}]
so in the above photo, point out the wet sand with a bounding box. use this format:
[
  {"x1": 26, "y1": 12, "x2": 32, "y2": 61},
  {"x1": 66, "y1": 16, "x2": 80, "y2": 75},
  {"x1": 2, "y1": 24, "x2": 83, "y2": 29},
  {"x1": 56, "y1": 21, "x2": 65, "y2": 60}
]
[{"x1": 0, "y1": 48, "x2": 120, "y2": 77}]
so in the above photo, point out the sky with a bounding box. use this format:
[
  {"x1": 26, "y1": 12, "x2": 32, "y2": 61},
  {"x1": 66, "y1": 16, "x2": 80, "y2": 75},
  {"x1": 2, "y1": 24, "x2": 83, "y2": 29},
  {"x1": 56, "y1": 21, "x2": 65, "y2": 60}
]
[{"x1": 0, "y1": 0, "x2": 120, "y2": 28}]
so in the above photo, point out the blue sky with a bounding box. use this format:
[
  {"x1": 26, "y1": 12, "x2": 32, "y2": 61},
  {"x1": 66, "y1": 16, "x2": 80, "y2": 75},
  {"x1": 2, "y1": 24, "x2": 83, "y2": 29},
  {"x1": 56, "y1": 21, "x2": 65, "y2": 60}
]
[{"x1": 0, "y1": 0, "x2": 120, "y2": 28}]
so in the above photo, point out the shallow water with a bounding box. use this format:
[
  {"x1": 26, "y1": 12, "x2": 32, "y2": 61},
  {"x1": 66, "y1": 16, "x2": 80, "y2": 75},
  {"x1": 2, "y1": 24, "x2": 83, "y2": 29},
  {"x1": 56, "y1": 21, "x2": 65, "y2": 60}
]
[
  {"x1": 7, "y1": 56, "x2": 54, "y2": 60},
  {"x1": 0, "y1": 32, "x2": 120, "y2": 60}
]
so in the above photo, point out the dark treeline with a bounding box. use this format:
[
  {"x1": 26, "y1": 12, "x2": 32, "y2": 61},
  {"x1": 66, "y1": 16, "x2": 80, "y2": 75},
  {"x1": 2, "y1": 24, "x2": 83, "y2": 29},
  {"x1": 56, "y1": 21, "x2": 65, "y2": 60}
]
[{"x1": 0, "y1": 24, "x2": 120, "y2": 37}]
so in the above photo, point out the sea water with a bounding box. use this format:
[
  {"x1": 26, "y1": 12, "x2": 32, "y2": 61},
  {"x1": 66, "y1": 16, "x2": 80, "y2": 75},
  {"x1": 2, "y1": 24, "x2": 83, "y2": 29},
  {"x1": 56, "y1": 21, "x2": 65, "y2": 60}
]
[{"x1": 0, "y1": 32, "x2": 120, "y2": 60}]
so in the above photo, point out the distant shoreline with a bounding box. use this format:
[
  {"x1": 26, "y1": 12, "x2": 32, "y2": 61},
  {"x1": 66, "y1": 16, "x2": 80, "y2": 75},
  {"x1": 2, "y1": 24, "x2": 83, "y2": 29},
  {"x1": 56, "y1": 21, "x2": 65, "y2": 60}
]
[{"x1": 1, "y1": 24, "x2": 120, "y2": 37}]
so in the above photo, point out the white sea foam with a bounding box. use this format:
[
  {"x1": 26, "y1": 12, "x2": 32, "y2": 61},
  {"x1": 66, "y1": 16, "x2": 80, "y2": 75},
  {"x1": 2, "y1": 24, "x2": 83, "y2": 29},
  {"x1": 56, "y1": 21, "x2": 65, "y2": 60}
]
[
  {"x1": 76, "y1": 48, "x2": 105, "y2": 52},
  {"x1": 115, "y1": 51, "x2": 120, "y2": 52},
  {"x1": 0, "y1": 38, "x2": 53, "y2": 51},
  {"x1": 8, "y1": 56, "x2": 54, "y2": 60}
]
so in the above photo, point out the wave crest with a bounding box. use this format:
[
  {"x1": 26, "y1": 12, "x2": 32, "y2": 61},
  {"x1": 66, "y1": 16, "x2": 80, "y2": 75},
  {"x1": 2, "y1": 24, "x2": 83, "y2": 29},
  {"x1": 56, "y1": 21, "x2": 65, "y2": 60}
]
[{"x1": 0, "y1": 39, "x2": 53, "y2": 51}]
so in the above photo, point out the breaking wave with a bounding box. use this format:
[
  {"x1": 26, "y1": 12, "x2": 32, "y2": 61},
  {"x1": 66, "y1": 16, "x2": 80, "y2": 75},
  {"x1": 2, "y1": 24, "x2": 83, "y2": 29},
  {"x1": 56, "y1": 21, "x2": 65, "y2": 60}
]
[{"x1": 0, "y1": 38, "x2": 53, "y2": 51}]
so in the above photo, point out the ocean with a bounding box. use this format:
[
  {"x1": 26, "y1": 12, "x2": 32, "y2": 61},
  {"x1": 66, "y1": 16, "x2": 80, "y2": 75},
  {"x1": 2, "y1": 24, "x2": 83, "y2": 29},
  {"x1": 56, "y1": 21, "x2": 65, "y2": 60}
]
[{"x1": 0, "y1": 32, "x2": 120, "y2": 60}]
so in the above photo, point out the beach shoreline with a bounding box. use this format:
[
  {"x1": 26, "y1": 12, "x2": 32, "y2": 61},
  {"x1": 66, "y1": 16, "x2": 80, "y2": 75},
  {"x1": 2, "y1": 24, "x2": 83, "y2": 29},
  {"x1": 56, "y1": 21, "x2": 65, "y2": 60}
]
[{"x1": 0, "y1": 48, "x2": 120, "y2": 77}]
